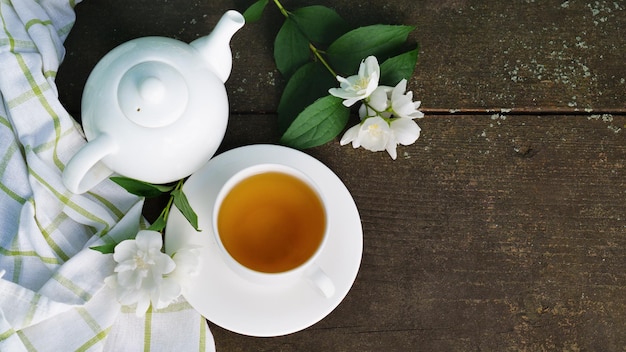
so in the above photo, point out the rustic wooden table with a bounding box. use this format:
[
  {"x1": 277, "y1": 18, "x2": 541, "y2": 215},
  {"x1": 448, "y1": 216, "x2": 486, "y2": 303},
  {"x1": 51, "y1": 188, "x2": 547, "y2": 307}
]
[{"x1": 57, "y1": 0, "x2": 626, "y2": 350}]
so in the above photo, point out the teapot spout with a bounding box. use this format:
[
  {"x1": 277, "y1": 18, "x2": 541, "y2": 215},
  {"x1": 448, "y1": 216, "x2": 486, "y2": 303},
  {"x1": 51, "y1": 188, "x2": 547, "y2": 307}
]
[{"x1": 190, "y1": 10, "x2": 245, "y2": 83}]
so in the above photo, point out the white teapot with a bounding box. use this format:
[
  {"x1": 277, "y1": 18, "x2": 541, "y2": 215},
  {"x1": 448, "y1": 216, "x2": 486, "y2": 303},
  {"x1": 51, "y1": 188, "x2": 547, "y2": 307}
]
[{"x1": 63, "y1": 10, "x2": 245, "y2": 194}]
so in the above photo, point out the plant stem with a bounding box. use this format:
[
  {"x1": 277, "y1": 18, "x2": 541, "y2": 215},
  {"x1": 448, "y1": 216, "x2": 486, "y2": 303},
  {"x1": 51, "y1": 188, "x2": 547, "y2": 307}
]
[
  {"x1": 149, "y1": 179, "x2": 184, "y2": 232},
  {"x1": 271, "y1": 0, "x2": 338, "y2": 79},
  {"x1": 272, "y1": 0, "x2": 289, "y2": 18},
  {"x1": 309, "y1": 43, "x2": 337, "y2": 78},
  {"x1": 362, "y1": 100, "x2": 395, "y2": 125},
  {"x1": 164, "y1": 179, "x2": 184, "y2": 220}
]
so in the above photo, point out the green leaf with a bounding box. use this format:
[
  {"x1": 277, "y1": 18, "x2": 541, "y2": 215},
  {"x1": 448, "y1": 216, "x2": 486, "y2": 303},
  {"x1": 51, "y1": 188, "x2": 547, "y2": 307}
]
[
  {"x1": 90, "y1": 243, "x2": 117, "y2": 254},
  {"x1": 243, "y1": 0, "x2": 269, "y2": 22},
  {"x1": 148, "y1": 212, "x2": 167, "y2": 232},
  {"x1": 274, "y1": 18, "x2": 311, "y2": 78},
  {"x1": 327, "y1": 24, "x2": 415, "y2": 75},
  {"x1": 280, "y1": 95, "x2": 349, "y2": 149},
  {"x1": 291, "y1": 6, "x2": 350, "y2": 45},
  {"x1": 172, "y1": 190, "x2": 200, "y2": 232},
  {"x1": 379, "y1": 45, "x2": 420, "y2": 86},
  {"x1": 277, "y1": 61, "x2": 337, "y2": 133},
  {"x1": 110, "y1": 177, "x2": 175, "y2": 198}
]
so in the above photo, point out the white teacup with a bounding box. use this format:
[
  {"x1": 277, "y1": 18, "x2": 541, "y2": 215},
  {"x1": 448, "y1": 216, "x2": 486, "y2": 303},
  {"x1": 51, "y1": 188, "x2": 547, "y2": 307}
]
[{"x1": 212, "y1": 163, "x2": 335, "y2": 298}]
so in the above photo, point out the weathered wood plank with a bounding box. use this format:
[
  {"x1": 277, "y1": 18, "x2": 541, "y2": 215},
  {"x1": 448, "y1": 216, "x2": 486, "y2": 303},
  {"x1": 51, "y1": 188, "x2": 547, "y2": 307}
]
[
  {"x1": 399, "y1": 0, "x2": 626, "y2": 113},
  {"x1": 57, "y1": 0, "x2": 626, "y2": 116},
  {"x1": 208, "y1": 113, "x2": 626, "y2": 351}
]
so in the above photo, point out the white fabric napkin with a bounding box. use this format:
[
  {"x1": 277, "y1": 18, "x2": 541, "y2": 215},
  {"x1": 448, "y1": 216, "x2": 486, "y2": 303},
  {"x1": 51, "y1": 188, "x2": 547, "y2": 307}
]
[{"x1": 0, "y1": 1, "x2": 214, "y2": 350}]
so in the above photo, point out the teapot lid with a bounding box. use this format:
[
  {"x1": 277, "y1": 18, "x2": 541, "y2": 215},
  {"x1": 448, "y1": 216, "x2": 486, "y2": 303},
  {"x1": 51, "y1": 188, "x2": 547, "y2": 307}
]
[{"x1": 117, "y1": 60, "x2": 189, "y2": 128}]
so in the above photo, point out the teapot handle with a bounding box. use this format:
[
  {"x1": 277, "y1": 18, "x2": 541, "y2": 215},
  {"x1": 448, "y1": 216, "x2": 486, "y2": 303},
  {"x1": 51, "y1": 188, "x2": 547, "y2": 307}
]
[
  {"x1": 63, "y1": 134, "x2": 117, "y2": 194},
  {"x1": 305, "y1": 264, "x2": 336, "y2": 298}
]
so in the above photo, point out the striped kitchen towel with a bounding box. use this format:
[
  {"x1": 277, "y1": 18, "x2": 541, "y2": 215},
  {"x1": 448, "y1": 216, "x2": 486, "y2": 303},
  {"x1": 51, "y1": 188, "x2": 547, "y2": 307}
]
[{"x1": 0, "y1": 1, "x2": 214, "y2": 350}]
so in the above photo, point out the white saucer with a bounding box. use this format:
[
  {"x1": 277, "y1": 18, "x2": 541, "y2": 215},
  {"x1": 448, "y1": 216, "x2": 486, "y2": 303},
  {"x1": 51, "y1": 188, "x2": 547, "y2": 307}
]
[{"x1": 165, "y1": 145, "x2": 363, "y2": 337}]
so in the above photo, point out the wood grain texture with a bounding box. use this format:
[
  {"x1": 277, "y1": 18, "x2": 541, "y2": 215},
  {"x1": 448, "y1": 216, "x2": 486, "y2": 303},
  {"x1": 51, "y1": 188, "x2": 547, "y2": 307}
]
[
  {"x1": 57, "y1": 0, "x2": 626, "y2": 117},
  {"x1": 206, "y1": 113, "x2": 626, "y2": 351},
  {"x1": 54, "y1": 0, "x2": 626, "y2": 350}
]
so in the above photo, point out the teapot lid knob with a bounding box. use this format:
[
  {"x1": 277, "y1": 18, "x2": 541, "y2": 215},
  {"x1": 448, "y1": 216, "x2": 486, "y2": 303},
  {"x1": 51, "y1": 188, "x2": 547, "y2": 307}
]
[
  {"x1": 118, "y1": 61, "x2": 188, "y2": 128},
  {"x1": 139, "y1": 76, "x2": 166, "y2": 102}
]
